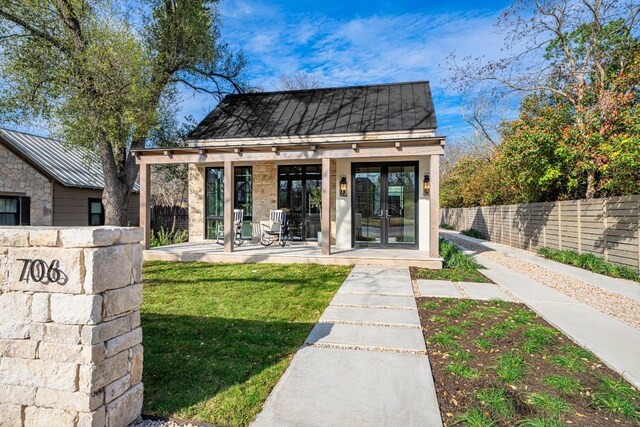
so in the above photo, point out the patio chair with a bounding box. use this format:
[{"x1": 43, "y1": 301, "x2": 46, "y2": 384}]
[
  {"x1": 260, "y1": 209, "x2": 289, "y2": 247},
  {"x1": 216, "y1": 209, "x2": 245, "y2": 246}
]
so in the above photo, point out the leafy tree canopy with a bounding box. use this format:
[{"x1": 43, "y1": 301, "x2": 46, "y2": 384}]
[{"x1": 0, "y1": 0, "x2": 246, "y2": 224}]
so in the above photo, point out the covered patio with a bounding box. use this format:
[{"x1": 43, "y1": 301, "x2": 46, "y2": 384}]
[
  {"x1": 143, "y1": 240, "x2": 439, "y2": 267},
  {"x1": 133, "y1": 82, "x2": 445, "y2": 267}
]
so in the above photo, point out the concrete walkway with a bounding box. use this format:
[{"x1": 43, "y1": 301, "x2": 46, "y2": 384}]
[
  {"x1": 253, "y1": 266, "x2": 442, "y2": 427},
  {"x1": 444, "y1": 231, "x2": 640, "y2": 388}
]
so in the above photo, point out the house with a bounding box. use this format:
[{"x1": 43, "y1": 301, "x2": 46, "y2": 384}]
[
  {"x1": 134, "y1": 81, "x2": 445, "y2": 267},
  {"x1": 0, "y1": 128, "x2": 139, "y2": 226}
]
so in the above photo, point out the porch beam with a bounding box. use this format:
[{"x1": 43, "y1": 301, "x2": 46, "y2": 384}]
[
  {"x1": 139, "y1": 163, "x2": 151, "y2": 250},
  {"x1": 134, "y1": 144, "x2": 444, "y2": 165},
  {"x1": 321, "y1": 158, "x2": 331, "y2": 256},
  {"x1": 224, "y1": 160, "x2": 235, "y2": 253},
  {"x1": 429, "y1": 154, "x2": 440, "y2": 259}
]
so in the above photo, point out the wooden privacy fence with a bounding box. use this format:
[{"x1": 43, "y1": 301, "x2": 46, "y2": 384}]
[
  {"x1": 440, "y1": 195, "x2": 640, "y2": 273},
  {"x1": 150, "y1": 205, "x2": 188, "y2": 233}
]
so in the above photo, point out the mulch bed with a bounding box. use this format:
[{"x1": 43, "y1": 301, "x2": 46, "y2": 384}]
[{"x1": 417, "y1": 297, "x2": 640, "y2": 426}]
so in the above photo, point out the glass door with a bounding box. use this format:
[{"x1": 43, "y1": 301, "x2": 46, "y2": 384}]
[
  {"x1": 352, "y1": 163, "x2": 418, "y2": 247},
  {"x1": 278, "y1": 165, "x2": 321, "y2": 241},
  {"x1": 353, "y1": 166, "x2": 382, "y2": 244}
]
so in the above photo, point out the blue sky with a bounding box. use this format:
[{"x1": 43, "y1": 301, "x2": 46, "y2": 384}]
[{"x1": 180, "y1": 0, "x2": 513, "y2": 141}]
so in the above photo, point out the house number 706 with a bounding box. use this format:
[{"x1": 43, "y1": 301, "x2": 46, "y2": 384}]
[{"x1": 17, "y1": 259, "x2": 62, "y2": 283}]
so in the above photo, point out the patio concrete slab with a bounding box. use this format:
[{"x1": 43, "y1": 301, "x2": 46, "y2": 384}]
[
  {"x1": 478, "y1": 256, "x2": 640, "y2": 388},
  {"x1": 459, "y1": 282, "x2": 514, "y2": 301},
  {"x1": 418, "y1": 279, "x2": 462, "y2": 298},
  {"x1": 330, "y1": 293, "x2": 417, "y2": 309},
  {"x1": 305, "y1": 322, "x2": 426, "y2": 352},
  {"x1": 252, "y1": 346, "x2": 442, "y2": 427},
  {"x1": 338, "y1": 276, "x2": 414, "y2": 296},
  {"x1": 349, "y1": 270, "x2": 412, "y2": 279},
  {"x1": 320, "y1": 305, "x2": 421, "y2": 327}
]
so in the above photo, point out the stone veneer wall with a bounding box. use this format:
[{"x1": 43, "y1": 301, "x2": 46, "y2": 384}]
[
  {"x1": 0, "y1": 227, "x2": 144, "y2": 427},
  {"x1": 188, "y1": 164, "x2": 206, "y2": 241},
  {"x1": 188, "y1": 161, "x2": 337, "y2": 242},
  {"x1": 0, "y1": 144, "x2": 53, "y2": 226}
]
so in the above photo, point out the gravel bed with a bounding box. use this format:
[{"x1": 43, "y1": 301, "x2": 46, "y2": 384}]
[{"x1": 446, "y1": 234, "x2": 640, "y2": 331}]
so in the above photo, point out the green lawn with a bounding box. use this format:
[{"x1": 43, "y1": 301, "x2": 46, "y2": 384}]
[
  {"x1": 415, "y1": 238, "x2": 491, "y2": 283},
  {"x1": 141, "y1": 261, "x2": 351, "y2": 426}
]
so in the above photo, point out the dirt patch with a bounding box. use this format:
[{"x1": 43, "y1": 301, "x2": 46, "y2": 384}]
[{"x1": 417, "y1": 297, "x2": 640, "y2": 426}]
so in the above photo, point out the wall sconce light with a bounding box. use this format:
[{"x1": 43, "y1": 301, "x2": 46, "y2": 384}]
[
  {"x1": 423, "y1": 173, "x2": 431, "y2": 195},
  {"x1": 339, "y1": 176, "x2": 348, "y2": 197}
]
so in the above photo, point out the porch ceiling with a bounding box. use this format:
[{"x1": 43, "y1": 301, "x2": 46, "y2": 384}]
[{"x1": 132, "y1": 136, "x2": 445, "y2": 165}]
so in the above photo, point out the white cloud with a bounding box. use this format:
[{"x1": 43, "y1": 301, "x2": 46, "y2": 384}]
[{"x1": 176, "y1": 2, "x2": 512, "y2": 143}]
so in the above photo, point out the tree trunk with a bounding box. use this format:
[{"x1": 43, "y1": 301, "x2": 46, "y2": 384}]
[
  {"x1": 585, "y1": 169, "x2": 596, "y2": 199},
  {"x1": 100, "y1": 140, "x2": 141, "y2": 226}
]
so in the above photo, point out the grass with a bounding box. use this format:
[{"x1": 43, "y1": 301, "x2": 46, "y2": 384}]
[
  {"x1": 446, "y1": 362, "x2": 481, "y2": 379},
  {"x1": 476, "y1": 388, "x2": 514, "y2": 419},
  {"x1": 419, "y1": 297, "x2": 640, "y2": 426},
  {"x1": 454, "y1": 408, "x2": 497, "y2": 426},
  {"x1": 415, "y1": 238, "x2": 490, "y2": 282},
  {"x1": 496, "y1": 352, "x2": 526, "y2": 383},
  {"x1": 141, "y1": 261, "x2": 351, "y2": 426},
  {"x1": 461, "y1": 228, "x2": 486, "y2": 239},
  {"x1": 537, "y1": 247, "x2": 640, "y2": 283},
  {"x1": 543, "y1": 375, "x2": 582, "y2": 394}
]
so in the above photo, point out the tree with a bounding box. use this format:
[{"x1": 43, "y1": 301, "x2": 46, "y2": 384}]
[
  {"x1": 272, "y1": 72, "x2": 324, "y2": 91},
  {"x1": 449, "y1": 0, "x2": 640, "y2": 199},
  {"x1": 0, "y1": 0, "x2": 245, "y2": 225}
]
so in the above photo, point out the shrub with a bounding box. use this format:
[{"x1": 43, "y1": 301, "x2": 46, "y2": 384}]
[
  {"x1": 440, "y1": 223, "x2": 454, "y2": 230},
  {"x1": 537, "y1": 247, "x2": 640, "y2": 282},
  {"x1": 461, "y1": 228, "x2": 486, "y2": 239},
  {"x1": 150, "y1": 227, "x2": 188, "y2": 248},
  {"x1": 439, "y1": 238, "x2": 484, "y2": 270}
]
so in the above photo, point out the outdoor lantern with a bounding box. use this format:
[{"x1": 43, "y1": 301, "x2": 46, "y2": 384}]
[
  {"x1": 340, "y1": 176, "x2": 348, "y2": 197},
  {"x1": 423, "y1": 173, "x2": 431, "y2": 195}
]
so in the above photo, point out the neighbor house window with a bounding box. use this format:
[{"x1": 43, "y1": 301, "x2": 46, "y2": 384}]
[
  {"x1": 0, "y1": 196, "x2": 20, "y2": 226},
  {"x1": 89, "y1": 198, "x2": 105, "y2": 226}
]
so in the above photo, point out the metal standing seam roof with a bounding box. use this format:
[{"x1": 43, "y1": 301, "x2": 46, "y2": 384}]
[
  {"x1": 188, "y1": 81, "x2": 438, "y2": 141},
  {"x1": 0, "y1": 127, "x2": 139, "y2": 191}
]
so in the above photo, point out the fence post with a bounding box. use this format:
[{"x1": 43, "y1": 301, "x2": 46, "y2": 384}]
[
  {"x1": 543, "y1": 202, "x2": 547, "y2": 247},
  {"x1": 528, "y1": 204, "x2": 532, "y2": 250},
  {"x1": 603, "y1": 198, "x2": 609, "y2": 261},
  {"x1": 558, "y1": 202, "x2": 562, "y2": 250},
  {"x1": 577, "y1": 199, "x2": 582, "y2": 253}
]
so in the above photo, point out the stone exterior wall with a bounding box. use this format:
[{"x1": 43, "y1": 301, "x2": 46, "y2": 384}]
[
  {"x1": 0, "y1": 227, "x2": 144, "y2": 427},
  {"x1": 0, "y1": 144, "x2": 53, "y2": 226},
  {"x1": 188, "y1": 164, "x2": 206, "y2": 241}
]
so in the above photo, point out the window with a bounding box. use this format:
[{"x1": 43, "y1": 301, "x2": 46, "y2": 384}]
[
  {"x1": 204, "y1": 166, "x2": 253, "y2": 239},
  {"x1": 277, "y1": 165, "x2": 322, "y2": 241},
  {"x1": 88, "y1": 198, "x2": 105, "y2": 226},
  {"x1": 0, "y1": 196, "x2": 20, "y2": 226}
]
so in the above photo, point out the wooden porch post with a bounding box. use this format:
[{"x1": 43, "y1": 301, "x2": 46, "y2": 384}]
[
  {"x1": 140, "y1": 163, "x2": 151, "y2": 250},
  {"x1": 224, "y1": 160, "x2": 235, "y2": 253},
  {"x1": 429, "y1": 154, "x2": 440, "y2": 259},
  {"x1": 322, "y1": 158, "x2": 331, "y2": 256}
]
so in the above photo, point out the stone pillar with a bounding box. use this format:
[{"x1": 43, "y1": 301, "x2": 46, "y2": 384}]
[{"x1": 0, "y1": 227, "x2": 144, "y2": 427}]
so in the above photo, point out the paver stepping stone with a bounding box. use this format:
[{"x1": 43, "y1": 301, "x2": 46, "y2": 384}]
[
  {"x1": 306, "y1": 323, "x2": 426, "y2": 352},
  {"x1": 320, "y1": 305, "x2": 421, "y2": 327},
  {"x1": 349, "y1": 269, "x2": 411, "y2": 279},
  {"x1": 330, "y1": 293, "x2": 417, "y2": 309},
  {"x1": 459, "y1": 282, "x2": 514, "y2": 301},
  {"x1": 338, "y1": 276, "x2": 414, "y2": 296},
  {"x1": 252, "y1": 346, "x2": 442, "y2": 427},
  {"x1": 418, "y1": 279, "x2": 461, "y2": 298}
]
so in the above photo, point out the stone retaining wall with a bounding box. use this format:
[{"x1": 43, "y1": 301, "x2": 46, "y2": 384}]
[{"x1": 0, "y1": 227, "x2": 144, "y2": 427}]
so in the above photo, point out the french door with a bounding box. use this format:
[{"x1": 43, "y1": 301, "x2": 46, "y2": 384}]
[
  {"x1": 352, "y1": 162, "x2": 418, "y2": 248},
  {"x1": 278, "y1": 165, "x2": 321, "y2": 241}
]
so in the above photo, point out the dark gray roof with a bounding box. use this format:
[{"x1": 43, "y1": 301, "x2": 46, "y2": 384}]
[
  {"x1": 188, "y1": 81, "x2": 437, "y2": 140},
  {"x1": 0, "y1": 127, "x2": 139, "y2": 191}
]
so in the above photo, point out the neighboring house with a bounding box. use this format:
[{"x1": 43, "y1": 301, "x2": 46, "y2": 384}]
[
  {"x1": 0, "y1": 128, "x2": 139, "y2": 227},
  {"x1": 133, "y1": 81, "x2": 445, "y2": 264}
]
